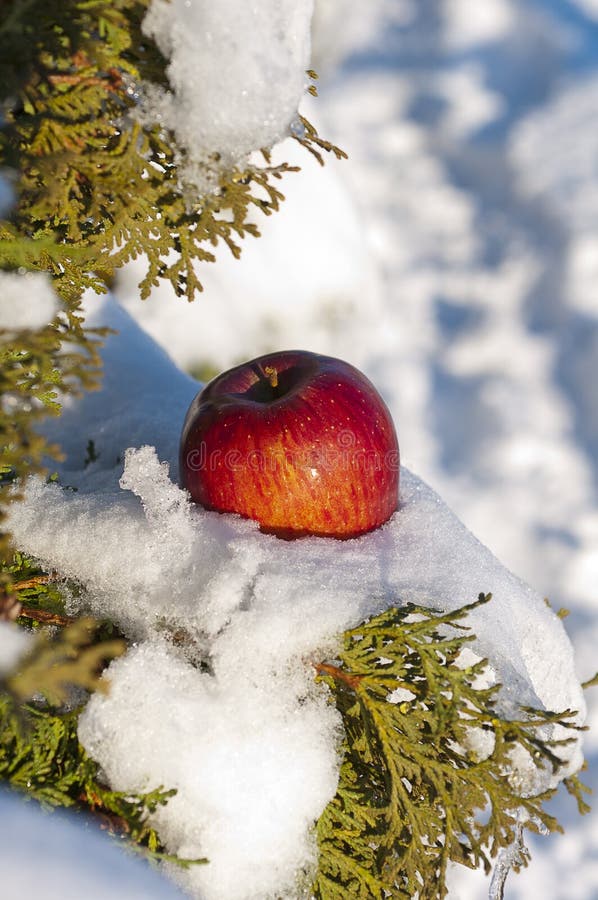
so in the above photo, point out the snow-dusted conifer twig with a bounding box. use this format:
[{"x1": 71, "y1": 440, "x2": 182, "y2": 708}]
[{"x1": 312, "y1": 594, "x2": 587, "y2": 899}]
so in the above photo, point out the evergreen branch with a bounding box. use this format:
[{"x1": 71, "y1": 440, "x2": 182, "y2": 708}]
[
  {"x1": 5, "y1": 617, "x2": 125, "y2": 705},
  {"x1": 1, "y1": 0, "x2": 342, "y2": 304},
  {"x1": 0, "y1": 695, "x2": 182, "y2": 857},
  {"x1": 0, "y1": 551, "x2": 188, "y2": 863},
  {"x1": 563, "y1": 771, "x2": 592, "y2": 816},
  {"x1": 292, "y1": 115, "x2": 348, "y2": 166},
  {"x1": 582, "y1": 671, "x2": 598, "y2": 690},
  {"x1": 313, "y1": 596, "x2": 588, "y2": 899}
]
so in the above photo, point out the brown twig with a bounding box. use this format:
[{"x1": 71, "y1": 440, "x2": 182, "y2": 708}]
[
  {"x1": 12, "y1": 575, "x2": 55, "y2": 592},
  {"x1": 314, "y1": 661, "x2": 364, "y2": 691},
  {"x1": 18, "y1": 605, "x2": 77, "y2": 627},
  {"x1": 79, "y1": 791, "x2": 131, "y2": 835},
  {"x1": 47, "y1": 65, "x2": 124, "y2": 92},
  {"x1": 2, "y1": 572, "x2": 74, "y2": 626}
]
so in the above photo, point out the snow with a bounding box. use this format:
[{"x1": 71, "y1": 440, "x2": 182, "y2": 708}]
[
  {"x1": 140, "y1": 0, "x2": 313, "y2": 188},
  {"x1": 442, "y1": 0, "x2": 515, "y2": 50},
  {"x1": 0, "y1": 271, "x2": 58, "y2": 331},
  {"x1": 571, "y1": 0, "x2": 598, "y2": 20},
  {"x1": 79, "y1": 639, "x2": 340, "y2": 900},
  {"x1": 0, "y1": 622, "x2": 33, "y2": 676},
  {"x1": 511, "y1": 75, "x2": 598, "y2": 235},
  {"x1": 6, "y1": 294, "x2": 585, "y2": 899},
  {"x1": 0, "y1": 789, "x2": 187, "y2": 900}
]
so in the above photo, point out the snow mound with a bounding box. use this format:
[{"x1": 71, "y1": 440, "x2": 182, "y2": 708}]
[
  {"x1": 140, "y1": 0, "x2": 313, "y2": 185},
  {"x1": 6, "y1": 296, "x2": 585, "y2": 900}
]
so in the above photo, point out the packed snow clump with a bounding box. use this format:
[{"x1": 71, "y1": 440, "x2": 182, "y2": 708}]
[
  {"x1": 141, "y1": 0, "x2": 313, "y2": 184},
  {"x1": 0, "y1": 270, "x2": 58, "y2": 331},
  {"x1": 6, "y1": 295, "x2": 586, "y2": 899},
  {"x1": 0, "y1": 789, "x2": 187, "y2": 900}
]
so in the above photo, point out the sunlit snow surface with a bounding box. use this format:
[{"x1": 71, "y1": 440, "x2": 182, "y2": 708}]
[
  {"x1": 0, "y1": 790, "x2": 187, "y2": 900},
  {"x1": 7, "y1": 296, "x2": 585, "y2": 899}
]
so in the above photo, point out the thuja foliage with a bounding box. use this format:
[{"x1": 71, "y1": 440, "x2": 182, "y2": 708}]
[
  {"x1": 0, "y1": 0, "x2": 341, "y2": 300},
  {"x1": 0, "y1": 313, "x2": 105, "y2": 562},
  {"x1": 0, "y1": 0, "x2": 343, "y2": 558},
  {"x1": 312, "y1": 594, "x2": 588, "y2": 899}
]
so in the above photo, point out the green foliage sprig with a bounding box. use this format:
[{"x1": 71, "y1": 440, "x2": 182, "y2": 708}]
[
  {"x1": 0, "y1": 0, "x2": 342, "y2": 303},
  {"x1": 312, "y1": 594, "x2": 587, "y2": 899},
  {"x1": 0, "y1": 310, "x2": 105, "y2": 559}
]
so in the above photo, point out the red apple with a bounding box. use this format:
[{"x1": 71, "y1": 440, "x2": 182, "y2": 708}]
[{"x1": 179, "y1": 350, "x2": 399, "y2": 538}]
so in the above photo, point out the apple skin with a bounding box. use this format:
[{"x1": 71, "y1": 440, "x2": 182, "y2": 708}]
[{"x1": 179, "y1": 350, "x2": 399, "y2": 538}]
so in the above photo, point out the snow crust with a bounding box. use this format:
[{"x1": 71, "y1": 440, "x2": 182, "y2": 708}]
[
  {"x1": 140, "y1": 0, "x2": 313, "y2": 184},
  {"x1": 7, "y1": 295, "x2": 585, "y2": 899},
  {"x1": 0, "y1": 271, "x2": 58, "y2": 331},
  {"x1": 0, "y1": 789, "x2": 186, "y2": 900}
]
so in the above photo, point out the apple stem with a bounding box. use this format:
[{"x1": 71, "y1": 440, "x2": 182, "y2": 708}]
[{"x1": 263, "y1": 365, "x2": 278, "y2": 389}]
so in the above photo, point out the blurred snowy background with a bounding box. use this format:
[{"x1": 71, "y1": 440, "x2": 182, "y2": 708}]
[{"x1": 110, "y1": 1, "x2": 598, "y2": 895}]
